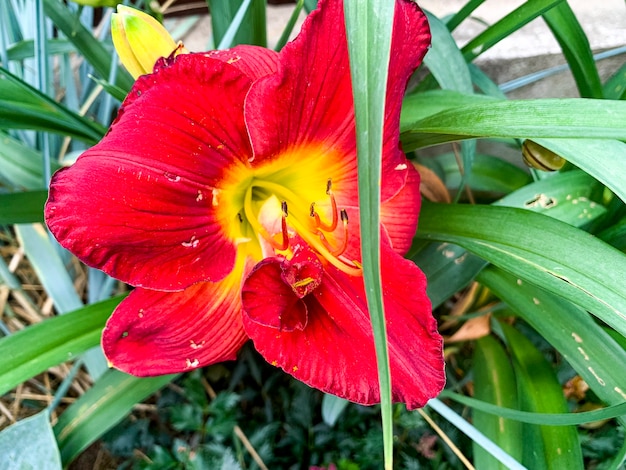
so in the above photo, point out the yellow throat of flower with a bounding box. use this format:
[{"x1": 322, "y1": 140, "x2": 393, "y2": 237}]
[{"x1": 216, "y1": 147, "x2": 362, "y2": 277}]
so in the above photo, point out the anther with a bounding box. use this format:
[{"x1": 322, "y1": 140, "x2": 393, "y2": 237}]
[
  {"x1": 237, "y1": 213, "x2": 243, "y2": 223},
  {"x1": 309, "y1": 181, "x2": 338, "y2": 232},
  {"x1": 340, "y1": 209, "x2": 348, "y2": 224},
  {"x1": 275, "y1": 201, "x2": 289, "y2": 251}
]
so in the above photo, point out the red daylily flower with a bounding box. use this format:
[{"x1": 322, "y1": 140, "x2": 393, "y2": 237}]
[{"x1": 45, "y1": 0, "x2": 445, "y2": 409}]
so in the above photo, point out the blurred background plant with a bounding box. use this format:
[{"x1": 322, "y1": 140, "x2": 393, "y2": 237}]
[{"x1": 1, "y1": 0, "x2": 626, "y2": 468}]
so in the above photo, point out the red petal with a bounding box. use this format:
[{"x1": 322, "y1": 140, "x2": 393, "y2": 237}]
[
  {"x1": 203, "y1": 45, "x2": 279, "y2": 80},
  {"x1": 243, "y1": 240, "x2": 444, "y2": 409},
  {"x1": 245, "y1": 0, "x2": 430, "y2": 203},
  {"x1": 45, "y1": 55, "x2": 254, "y2": 290},
  {"x1": 102, "y1": 279, "x2": 247, "y2": 376},
  {"x1": 245, "y1": 0, "x2": 355, "y2": 161},
  {"x1": 242, "y1": 242, "x2": 324, "y2": 332},
  {"x1": 381, "y1": 163, "x2": 421, "y2": 255},
  {"x1": 241, "y1": 258, "x2": 309, "y2": 332}
]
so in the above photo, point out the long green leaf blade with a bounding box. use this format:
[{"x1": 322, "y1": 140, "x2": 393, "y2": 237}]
[
  {"x1": 0, "y1": 296, "x2": 124, "y2": 396},
  {"x1": 478, "y1": 266, "x2": 626, "y2": 426},
  {"x1": 500, "y1": 322, "x2": 584, "y2": 469},
  {"x1": 344, "y1": 0, "x2": 393, "y2": 467},
  {"x1": 0, "y1": 67, "x2": 105, "y2": 143},
  {"x1": 542, "y1": 2, "x2": 603, "y2": 98},
  {"x1": 401, "y1": 98, "x2": 626, "y2": 150},
  {"x1": 441, "y1": 391, "x2": 626, "y2": 426},
  {"x1": 472, "y1": 335, "x2": 523, "y2": 469},
  {"x1": 416, "y1": 203, "x2": 626, "y2": 339}
]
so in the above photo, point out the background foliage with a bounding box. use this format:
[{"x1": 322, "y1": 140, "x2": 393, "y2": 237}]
[{"x1": 0, "y1": 0, "x2": 625, "y2": 468}]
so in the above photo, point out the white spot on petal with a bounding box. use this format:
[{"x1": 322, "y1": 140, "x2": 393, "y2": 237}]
[
  {"x1": 394, "y1": 163, "x2": 407, "y2": 170},
  {"x1": 186, "y1": 358, "x2": 199, "y2": 368},
  {"x1": 182, "y1": 235, "x2": 199, "y2": 248},
  {"x1": 212, "y1": 188, "x2": 220, "y2": 207},
  {"x1": 196, "y1": 190, "x2": 204, "y2": 202},
  {"x1": 190, "y1": 340, "x2": 205, "y2": 349}
]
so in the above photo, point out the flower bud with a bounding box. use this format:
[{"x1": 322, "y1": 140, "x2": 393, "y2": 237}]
[{"x1": 111, "y1": 5, "x2": 187, "y2": 78}]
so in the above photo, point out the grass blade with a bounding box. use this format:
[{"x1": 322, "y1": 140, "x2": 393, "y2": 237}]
[{"x1": 542, "y1": 2, "x2": 603, "y2": 98}]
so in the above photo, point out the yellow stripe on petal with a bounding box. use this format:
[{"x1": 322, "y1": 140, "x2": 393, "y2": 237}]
[{"x1": 111, "y1": 5, "x2": 187, "y2": 78}]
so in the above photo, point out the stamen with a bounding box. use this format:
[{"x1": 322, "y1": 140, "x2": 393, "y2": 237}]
[
  {"x1": 277, "y1": 201, "x2": 289, "y2": 251},
  {"x1": 316, "y1": 209, "x2": 349, "y2": 257},
  {"x1": 288, "y1": 216, "x2": 361, "y2": 277},
  {"x1": 309, "y1": 180, "x2": 338, "y2": 232}
]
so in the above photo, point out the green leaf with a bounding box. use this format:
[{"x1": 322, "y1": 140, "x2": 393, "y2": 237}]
[
  {"x1": 0, "y1": 132, "x2": 60, "y2": 190},
  {"x1": 500, "y1": 322, "x2": 584, "y2": 469},
  {"x1": 6, "y1": 38, "x2": 75, "y2": 61},
  {"x1": 15, "y1": 224, "x2": 108, "y2": 378},
  {"x1": 54, "y1": 370, "x2": 176, "y2": 466},
  {"x1": 401, "y1": 90, "x2": 497, "y2": 129},
  {"x1": 321, "y1": 394, "x2": 350, "y2": 427},
  {"x1": 0, "y1": 191, "x2": 48, "y2": 224},
  {"x1": 0, "y1": 67, "x2": 106, "y2": 143},
  {"x1": 0, "y1": 296, "x2": 124, "y2": 397},
  {"x1": 441, "y1": 390, "x2": 626, "y2": 426},
  {"x1": 401, "y1": 97, "x2": 626, "y2": 150},
  {"x1": 344, "y1": 0, "x2": 394, "y2": 466},
  {"x1": 472, "y1": 335, "x2": 523, "y2": 469},
  {"x1": 494, "y1": 169, "x2": 606, "y2": 227},
  {"x1": 210, "y1": 0, "x2": 267, "y2": 49},
  {"x1": 435, "y1": 152, "x2": 532, "y2": 195},
  {"x1": 16, "y1": 224, "x2": 83, "y2": 313},
  {"x1": 423, "y1": 12, "x2": 472, "y2": 94},
  {"x1": 542, "y1": 2, "x2": 603, "y2": 98},
  {"x1": 274, "y1": 0, "x2": 304, "y2": 51},
  {"x1": 410, "y1": 241, "x2": 486, "y2": 309},
  {"x1": 0, "y1": 411, "x2": 62, "y2": 470},
  {"x1": 478, "y1": 266, "x2": 626, "y2": 427},
  {"x1": 603, "y1": 61, "x2": 626, "y2": 100},
  {"x1": 445, "y1": 0, "x2": 485, "y2": 31},
  {"x1": 42, "y1": 0, "x2": 133, "y2": 93},
  {"x1": 461, "y1": 0, "x2": 563, "y2": 62},
  {"x1": 416, "y1": 203, "x2": 626, "y2": 340}
]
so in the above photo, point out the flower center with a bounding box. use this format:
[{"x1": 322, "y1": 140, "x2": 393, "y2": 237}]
[{"x1": 217, "y1": 156, "x2": 361, "y2": 277}]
